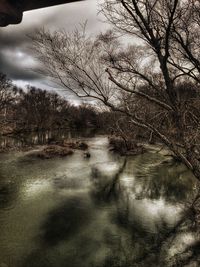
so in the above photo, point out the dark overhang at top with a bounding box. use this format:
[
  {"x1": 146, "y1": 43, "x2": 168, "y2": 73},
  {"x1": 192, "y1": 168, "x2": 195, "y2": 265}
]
[{"x1": 0, "y1": 0, "x2": 83, "y2": 27}]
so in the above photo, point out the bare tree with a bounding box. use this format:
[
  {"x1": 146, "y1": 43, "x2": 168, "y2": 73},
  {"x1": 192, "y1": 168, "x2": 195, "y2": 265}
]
[
  {"x1": 0, "y1": 73, "x2": 16, "y2": 112},
  {"x1": 99, "y1": 0, "x2": 200, "y2": 179},
  {"x1": 30, "y1": 25, "x2": 115, "y2": 103},
  {"x1": 30, "y1": 1, "x2": 200, "y2": 181}
]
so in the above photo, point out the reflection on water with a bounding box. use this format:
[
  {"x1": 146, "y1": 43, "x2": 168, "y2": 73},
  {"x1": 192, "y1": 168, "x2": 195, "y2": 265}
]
[
  {"x1": 0, "y1": 136, "x2": 199, "y2": 267},
  {"x1": 0, "y1": 128, "x2": 96, "y2": 149}
]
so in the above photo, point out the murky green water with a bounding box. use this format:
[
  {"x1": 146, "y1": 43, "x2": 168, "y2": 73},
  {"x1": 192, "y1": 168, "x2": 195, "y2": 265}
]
[{"x1": 0, "y1": 136, "x2": 199, "y2": 267}]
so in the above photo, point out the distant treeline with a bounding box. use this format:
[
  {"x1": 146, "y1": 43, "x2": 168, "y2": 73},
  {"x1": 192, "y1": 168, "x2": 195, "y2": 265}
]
[
  {"x1": 2, "y1": 71, "x2": 200, "y2": 155},
  {"x1": 0, "y1": 73, "x2": 115, "y2": 135}
]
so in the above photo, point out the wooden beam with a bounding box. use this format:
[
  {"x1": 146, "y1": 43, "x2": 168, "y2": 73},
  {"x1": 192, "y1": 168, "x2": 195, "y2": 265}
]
[
  {"x1": 23, "y1": 0, "x2": 83, "y2": 11},
  {"x1": 0, "y1": 0, "x2": 22, "y2": 26},
  {"x1": 0, "y1": 0, "x2": 84, "y2": 27}
]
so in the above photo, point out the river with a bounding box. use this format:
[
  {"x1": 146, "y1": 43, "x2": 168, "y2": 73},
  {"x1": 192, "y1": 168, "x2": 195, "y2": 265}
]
[{"x1": 0, "y1": 135, "x2": 199, "y2": 267}]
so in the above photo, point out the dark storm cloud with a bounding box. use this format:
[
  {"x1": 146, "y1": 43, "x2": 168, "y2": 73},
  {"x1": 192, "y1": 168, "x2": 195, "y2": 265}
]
[
  {"x1": 0, "y1": 29, "x2": 28, "y2": 48},
  {"x1": 0, "y1": 50, "x2": 40, "y2": 80},
  {"x1": 0, "y1": 29, "x2": 42, "y2": 81},
  {"x1": 0, "y1": 0, "x2": 108, "y2": 102}
]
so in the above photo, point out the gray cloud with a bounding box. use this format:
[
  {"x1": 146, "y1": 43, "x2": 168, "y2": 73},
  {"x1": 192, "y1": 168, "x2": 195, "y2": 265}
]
[
  {"x1": 0, "y1": 0, "x2": 109, "y2": 101},
  {"x1": 0, "y1": 47, "x2": 41, "y2": 80}
]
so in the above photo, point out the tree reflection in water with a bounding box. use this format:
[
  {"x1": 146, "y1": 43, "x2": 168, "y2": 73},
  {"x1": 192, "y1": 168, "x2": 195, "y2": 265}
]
[
  {"x1": 90, "y1": 154, "x2": 200, "y2": 267},
  {"x1": 19, "y1": 149, "x2": 200, "y2": 267},
  {"x1": 0, "y1": 167, "x2": 18, "y2": 209}
]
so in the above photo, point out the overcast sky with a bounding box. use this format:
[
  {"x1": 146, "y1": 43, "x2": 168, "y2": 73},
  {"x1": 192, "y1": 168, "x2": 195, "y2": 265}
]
[{"x1": 0, "y1": 0, "x2": 108, "y2": 103}]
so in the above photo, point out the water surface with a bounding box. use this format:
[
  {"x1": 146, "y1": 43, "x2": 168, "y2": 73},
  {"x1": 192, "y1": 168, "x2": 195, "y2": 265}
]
[{"x1": 0, "y1": 136, "x2": 198, "y2": 267}]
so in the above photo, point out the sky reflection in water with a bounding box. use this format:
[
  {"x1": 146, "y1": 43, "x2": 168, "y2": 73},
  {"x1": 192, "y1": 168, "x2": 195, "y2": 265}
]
[{"x1": 0, "y1": 136, "x2": 198, "y2": 267}]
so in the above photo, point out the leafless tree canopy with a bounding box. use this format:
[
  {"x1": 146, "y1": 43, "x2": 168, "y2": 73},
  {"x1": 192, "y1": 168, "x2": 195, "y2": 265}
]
[
  {"x1": 30, "y1": 0, "x2": 200, "y2": 181},
  {"x1": 0, "y1": 73, "x2": 17, "y2": 112}
]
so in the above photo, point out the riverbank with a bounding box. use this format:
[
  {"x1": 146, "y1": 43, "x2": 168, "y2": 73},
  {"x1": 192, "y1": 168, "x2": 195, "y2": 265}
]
[
  {"x1": 0, "y1": 133, "x2": 175, "y2": 164},
  {"x1": 26, "y1": 141, "x2": 89, "y2": 159},
  {"x1": 0, "y1": 129, "x2": 93, "y2": 154},
  {"x1": 108, "y1": 136, "x2": 175, "y2": 159},
  {"x1": 0, "y1": 133, "x2": 90, "y2": 160}
]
